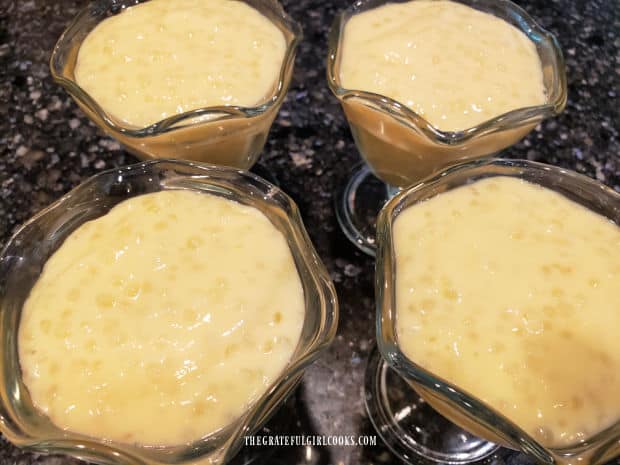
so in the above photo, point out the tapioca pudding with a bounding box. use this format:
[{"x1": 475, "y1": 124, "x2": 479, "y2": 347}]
[
  {"x1": 19, "y1": 190, "x2": 305, "y2": 445},
  {"x1": 339, "y1": 0, "x2": 545, "y2": 132},
  {"x1": 394, "y1": 176, "x2": 620, "y2": 447},
  {"x1": 74, "y1": 0, "x2": 287, "y2": 128}
]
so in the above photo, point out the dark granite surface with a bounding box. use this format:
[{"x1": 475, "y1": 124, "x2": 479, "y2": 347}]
[{"x1": 0, "y1": 0, "x2": 619, "y2": 464}]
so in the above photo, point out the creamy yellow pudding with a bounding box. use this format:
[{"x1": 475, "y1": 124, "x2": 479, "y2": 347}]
[
  {"x1": 340, "y1": 0, "x2": 545, "y2": 132},
  {"x1": 74, "y1": 0, "x2": 287, "y2": 128},
  {"x1": 394, "y1": 177, "x2": 620, "y2": 447},
  {"x1": 19, "y1": 190, "x2": 304, "y2": 445}
]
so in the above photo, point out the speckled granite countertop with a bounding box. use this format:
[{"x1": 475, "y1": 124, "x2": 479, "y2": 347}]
[{"x1": 0, "y1": 0, "x2": 619, "y2": 464}]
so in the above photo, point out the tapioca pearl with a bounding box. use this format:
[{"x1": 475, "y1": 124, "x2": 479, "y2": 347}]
[
  {"x1": 60, "y1": 308, "x2": 74, "y2": 320},
  {"x1": 159, "y1": 379, "x2": 181, "y2": 396},
  {"x1": 224, "y1": 343, "x2": 239, "y2": 358},
  {"x1": 550, "y1": 287, "x2": 564, "y2": 298},
  {"x1": 123, "y1": 282, "x2": 141, "y2": 300},
  {"x1": 145, "y1": 362, "x2": 163, "y2": 383},
  {"x1": 466, "y1": 330, "x2": 479, "y2": 341},
  {"x1": 116, "y1": 219, "x2": 136, "y2": 236},
  {"x1": 115, "y1": 331, "x2": 129, "y2": 345},
  {"x1": 84, "y1": 338, "x2": 97, "y2": 353},
  {"x1": 141, "y1": 199, "x2": 160, "y2": 214},
  {"x1": 45, "y1": 384, "x2": 58, "y2": 399},
  {"x1": 261, "y1": 339, "x2": 274, "y2": 354},
  {"x1": 191, "y1": 262, "x2": 206, "y2": 272},
  {"x1": 48, "y1": 362, "x2": 60, "y2": 376},
  {"x1": 214, "y1": 276, "x2": 228, "y2": 289},
  {"x1": 182, "y1": 308, "x2": 199, "y2": 325},
  {"x1": 192, "y1": 400, "x2": 208, "y2": 417},
  {"x1": 569, "y1": 395, "x2": 584, "y2": 411},
  {"x1": 67, "y1": 288, "x2": 81, "y2": 302},
  {"x1": 440, "y1": 285, "x2": 458, "y2": 302},
  {"x1": 141, "y1": 281, "x2": 153, "y2": 294},
  {"x1": 411, "y1": 273, "x2": 430, "y2": 290},
  {"x1": 103, "y1": 319, "x2": 119, "y2": 339},
  {"x1": 154, "y1": 220, "x2": 168, "y2": 231},
  {"x1": 96, "y1": 293, "x2": 115, "y2": 309},
  {"x1": 405, "y1": 303, "x2": 418, "y2": 314},
  {"x1": 53, "y1": 326, "x2": 70, "y2": 340},
  {"x1": 185, "y1": 236, "x2": 204, "y2": 250},
  {"x1": 240, "y1": 368, "x2": 262, "y2": 383},
  {"x1": 39, "y1": 319, "x2": 52, "y2": 335},
  {"x1": 420, "y1": 298, "x2": 436, "y2": 311},
  {"x1": 492, "y1": 341, "x2": 505, "y2": 353}
]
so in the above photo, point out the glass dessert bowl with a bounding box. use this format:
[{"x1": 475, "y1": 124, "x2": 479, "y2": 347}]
[
  {"x1": 370, "y1": 158, "x2": 620, "y2": 465},
  {"x1": 0, "y1": 160, "x2": 338, "y2": 465},
  {"x1": 327, "y1": 0, "x2": 567, "y2": 256},
  {"x1": 50, "y1": 0, "x2": 301, "y2": 168}
]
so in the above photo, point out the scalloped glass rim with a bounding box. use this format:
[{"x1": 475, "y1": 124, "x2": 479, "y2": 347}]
[
  {"x1": 50, "y1": 0, "x2": 302, "y2": 136},
  {"x1": 375, "y1": 158, "x2": 620, "y2": 465},
  {"x1": 326, "y1": 0, "x2": 567, "y2": 145},
  {"x1": 0, "y1": 159, "x2": 338, "y2": 465}
]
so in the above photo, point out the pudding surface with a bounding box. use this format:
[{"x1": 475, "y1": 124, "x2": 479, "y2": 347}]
[
  {"x1": 19, "y1": 190, "x2": 304, "y2": 445},
  {"x1": 340, "y1": 0, "x2": 546, "y2": 131},
  {"x1": 75, "y1": 0, "x2": 287, "y2": 127}
]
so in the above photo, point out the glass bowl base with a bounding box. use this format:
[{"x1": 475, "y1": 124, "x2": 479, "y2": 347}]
[
  {"x1": 335, "y1": 164, "x2": 395, "y2": 256},
  {"x1": 364, "y1": 347, "x2": 499, "y2": 464}
]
